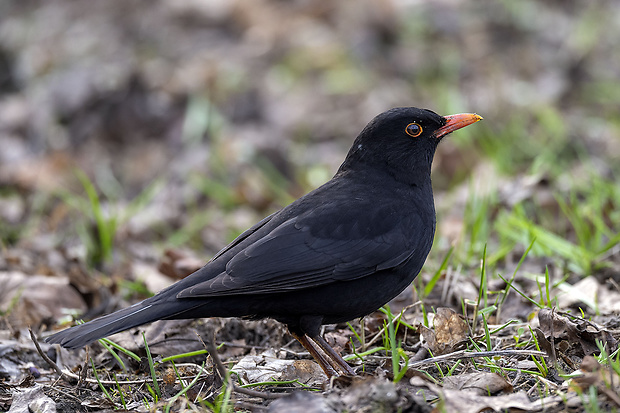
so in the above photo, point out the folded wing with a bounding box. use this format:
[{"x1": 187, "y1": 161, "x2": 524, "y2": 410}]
[{"x1": 177, "y1": 206, "x2": 424, "y2": 298}]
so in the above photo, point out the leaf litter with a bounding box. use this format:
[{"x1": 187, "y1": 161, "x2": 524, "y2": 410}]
[{"x1": 1, "y1": 0, "x2": 620, "y2": 411}]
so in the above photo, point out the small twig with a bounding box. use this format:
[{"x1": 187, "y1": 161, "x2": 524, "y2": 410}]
[
  {"x1": 555, "y1": 309, "x2": 600, "y2": 328},
  {"x1": 511, "y1": 369, "x2": 522, "y2": 388},
  {"x1": 535, "y1": 374, "x2": 560, "y2": 390},
  {"x1": 233, "y1": 384, "x2": 288, "y2": 400},
  {"x1": 219, "y1": 341, "x2": 269, "y2": 351},
  {"x1": 47, "y1": 367, "x2": 163, "y2": 386},
  {"x1": 43, "y1": 384, "x2": 85, "y2": 404},
  {"x1": 235, "y1": 401, "x2": 269, "y2": 412},
  {"x1": 600, "y1": 385, "x2": 620, "y2": 408},
  {"x1": 29, "y1": 328, "x2": 76, "y2": 384},
  {"x1": 202, "y1": 336, "x2": 286, "y2": 400},
  {"x1": 608, "y1": 277, "x2": 620, "y2": 294},
  {"x1": 202, "y1": 337, "x2": 228, "y2": 385},
  {"x1": 408, "y1": 349, "x2": 547, "y2": 368},
  {"x1": 280, "y1": 348, "x2": 311, "y2": 357},
  {"x1": 79, "y1": 347, "x2": 89, "y2": 387},
  {"x1": 550, "y1": 308, "x2": 558, "y2": 369},
  {"x1": 30, "y1": 329, "x2": 164, "y2": 386}
]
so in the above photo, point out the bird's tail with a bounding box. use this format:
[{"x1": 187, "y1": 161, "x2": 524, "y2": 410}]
[{"x1": 44, "y1": 300, "x2": 195, "y2": 349}]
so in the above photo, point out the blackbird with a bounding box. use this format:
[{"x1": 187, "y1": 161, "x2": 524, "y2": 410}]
[{"x1": 45, "y1": 107, "x2": 482, "y2": 376}]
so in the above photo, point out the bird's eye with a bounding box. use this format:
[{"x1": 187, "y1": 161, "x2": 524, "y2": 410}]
[{"x1": 405, "y1": 123, "x2": 423, "y2": 137}]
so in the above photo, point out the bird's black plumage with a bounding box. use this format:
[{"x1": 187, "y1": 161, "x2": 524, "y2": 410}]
[{"x1": 45, "y1": 107, "x2": 481, "y2": 375}]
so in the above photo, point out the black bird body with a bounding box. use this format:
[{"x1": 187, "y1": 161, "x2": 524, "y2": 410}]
[{"x1": 46, "y1": 107, "x2": 481, "y2": 375}]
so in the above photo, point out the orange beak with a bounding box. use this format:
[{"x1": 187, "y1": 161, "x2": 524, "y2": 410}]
[{"x1": 434, "y1": 113, "x2": 483, "y2": 139}]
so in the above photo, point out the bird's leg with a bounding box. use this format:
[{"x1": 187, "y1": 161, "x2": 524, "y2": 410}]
[
  {"x1": 311, "y1": 334, "x2": 356, "y2": 376},
  {"x1": 290, "y1": 331, "x2": 337, "y2": 377}
]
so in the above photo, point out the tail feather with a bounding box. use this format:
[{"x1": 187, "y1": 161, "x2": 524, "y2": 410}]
[{"x1": 45, "y1": 301, "x2": 194, "y2": 349}]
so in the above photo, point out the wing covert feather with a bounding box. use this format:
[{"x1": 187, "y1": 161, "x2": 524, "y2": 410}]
[{"x1": 178, "y1": 208, "x2": 426, "y2": 298}]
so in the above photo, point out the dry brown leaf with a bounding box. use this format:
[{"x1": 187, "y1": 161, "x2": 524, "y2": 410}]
[
  {"x1": 290, "y1": 376, "x2": 424, "y2": 412},
  {"x1": 267, "y1": 391, "x2": 336, "y2": 413},
  {"x1": 132, "y1": 262, "x2": 175, "y2": 294},
  {"x1": 0, "y1": 272, "x2": 86, "y2": 329},
  {"x1": 231, "y1": 349, "x2": 325, "y2": 386},
  {"x1": 533, "y1": 327, "x2": 555, "y2": 361},
  {"x1": 421, "y1": 307, "x2": 469, "y2": 356},
  {"x1": 324, "y1": 331, "x2": 350, "y2": 355},
  {"x1": 158, "y1": 248, "x2": 204, "y2": 280},
  {"x1": 569, "y1": 356, "x2": 620, "y2": 407},
  {"x1": 410, "y1": 376, "x2": 564, "y2": 413},
  {"x1": 557, "y1": 276, "x2": 620, "y2": 313},
  {"x1": 443, "y1": 372, "x2": 513, "y2": 395},
  {"x1": 538, "y1": 308, "x2": 617, "y2": 357},
  {"x1": 7, "y1": 385, "x2": 56, "y2": 413}
]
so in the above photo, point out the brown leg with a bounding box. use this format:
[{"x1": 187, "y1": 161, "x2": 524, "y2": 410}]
[
  {"x1": 290, "y1": 331, "x2": 337, "y2": 377},
  {"x1": 312, "y1": 334, "x2": 356, "y2": 376}
]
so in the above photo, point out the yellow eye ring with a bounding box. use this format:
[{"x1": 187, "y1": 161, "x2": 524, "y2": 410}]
[{"x1": 405, "y1": 122, "x2": 423, "y2": 137}]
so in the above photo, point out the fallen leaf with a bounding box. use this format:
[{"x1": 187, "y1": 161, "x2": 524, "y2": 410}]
[
  {"x1": 268, "y1": 391, "x2": 337, "y2": 413},
  {"x1": 7, "y1": 385, "x2": 56, "y2": 413},
  {"x1": 443, "y1": 372, "x2": 513, "y2": 395},
  {"x1": 132, "y1": 261, "x2": 175, "y2": 294},
  {"x1": 557, "y1": 276, "x2": 620, "y2": 313},
  {"x1": 231, "y1": 349, "x2": 324, "y2": 386},
  {"x1": 0, "y1": 272, "x2": 86, "y2": 329},
  {"x1": 421, "y1": 308, "x2": 469, "y2": 356},
  {"x1": 538, "y1": 308, "x2": 617, "y2": 357},
  {"x1": 533, "y1": 327, "x2": 555, "y2": 361},
  {"x1": 569, "y1": 356, "x2": 620, "y2": 407},
  {"x1": 324, "y1": 331, "x2": 350, "y2": 355},
  {"x1": 410, "y1": 376, "x2": 564, "y2": 413},
  {"x1": 158, "y1": 248, "x2": 204, "y2": 280}
]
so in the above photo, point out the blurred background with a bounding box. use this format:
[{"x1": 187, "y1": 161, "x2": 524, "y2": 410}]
[{"x1": 0, "y1": 0, "x2": 619, "y2": 325}]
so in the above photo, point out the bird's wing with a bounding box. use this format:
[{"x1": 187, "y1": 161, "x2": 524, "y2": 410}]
[
  {"x1": 176, "y1": 204, "x2": 426, "y2": 298},
  {"x1": 208, "y1": 212, "x2": 277, "y2": 263}
]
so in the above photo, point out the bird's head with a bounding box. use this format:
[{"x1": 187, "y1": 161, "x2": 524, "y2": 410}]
[{"x1": 338, "y1": 107, "x2": 482, "y2": 184}]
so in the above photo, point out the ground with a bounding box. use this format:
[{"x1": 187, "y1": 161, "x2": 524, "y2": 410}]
[{"x1": 1, "y1": 1, "x2": 619, "y2": 412}]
